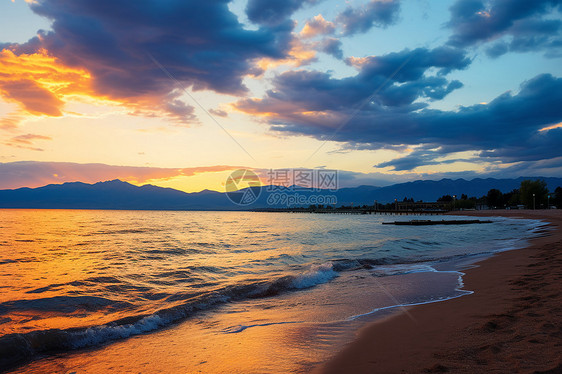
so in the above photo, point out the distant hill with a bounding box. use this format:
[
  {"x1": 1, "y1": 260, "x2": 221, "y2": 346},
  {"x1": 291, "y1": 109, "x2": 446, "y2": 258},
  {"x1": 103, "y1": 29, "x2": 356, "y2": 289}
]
[
  {"x1": 0, "y1": 180, "x2": 229, "y2": 210},
  {"x1": 0, "y1": 177, "x2": 561, "y2": 210}
]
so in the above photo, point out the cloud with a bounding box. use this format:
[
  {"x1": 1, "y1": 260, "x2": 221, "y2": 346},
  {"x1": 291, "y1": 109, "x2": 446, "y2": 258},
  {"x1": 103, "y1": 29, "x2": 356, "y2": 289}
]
[
  {"x1": 0, "y1": 49, "x2": 90, "y2": 117},
  {"x1": 447, "y1": 0, "x2": 562, "y2": 57},
  {"x1": 235, "y1": 46, "x2": 470, "y2": 120},
  {"x1": 375, "y1": 148, "x2": 479, "y2": 171},
  {"x1": 3, "y1": 133, "x2": 52, "y2": 152},
  {"x1": 246, "y1": 0, "x2": 319, "y2": 26},
  {"x1": 0, "y1": 114, "x2": 24, "y2": 131},
  {"x1": 300, "y1": 14, "x2": 336, "y2": 38},
  {"x1": 490, "y1": 156, "x2": 562, "y2": 178},
  {"x1": 254, "y1": 36, "x2": 318, "y2": 71},
  {"x1": 316, "y1": 38, "x2": 344, "y2": 59},
  {"x1": 0, "y1": 79, "x2": 63, "y2": 116},
  {"x1": 0, "y1": 161, "x2": 247, "y2": 190},
  {"x1": 336, "y1": 0, "x2": 401, "y2": 36},
  {"x1": 348, "y1": 46, "x2": 472, "y2": 79},
  {"x1": 1, "y1": 0, "x2": 297, "y2": 123},
  {"x1": 235, "y1": 33, "x2": 562, "y2": 171},
  {"x1": 209, "y1": 108, "x2": 229, "y2": 118}
]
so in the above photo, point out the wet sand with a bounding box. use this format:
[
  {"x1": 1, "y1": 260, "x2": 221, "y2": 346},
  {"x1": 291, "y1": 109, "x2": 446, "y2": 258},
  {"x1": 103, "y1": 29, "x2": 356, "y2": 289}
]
[{"x1": 317, "y1": 210, "x2": 562, "y2": 374}]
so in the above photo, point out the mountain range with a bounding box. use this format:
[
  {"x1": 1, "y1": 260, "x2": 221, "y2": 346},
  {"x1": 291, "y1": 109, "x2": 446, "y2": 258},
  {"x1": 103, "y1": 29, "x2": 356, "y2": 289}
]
[{"x1": 0, "y1": 177, "x2": 561, "y2": 210}]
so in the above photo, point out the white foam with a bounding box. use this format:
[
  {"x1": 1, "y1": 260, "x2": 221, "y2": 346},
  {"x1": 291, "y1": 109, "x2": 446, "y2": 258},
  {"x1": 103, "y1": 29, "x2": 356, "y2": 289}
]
[
  {"x1": 369, "y1": 263, "x2": 438, "y2": 277},
  {"x1": 291, "y1": 263, "x2": 338, "y2": 289},
  {"x1": 222, "y1": 321, "x2": 300, "y2": 334},
  {"x1": 70, "y1": 313, "x2": 172, "y2": 349}
]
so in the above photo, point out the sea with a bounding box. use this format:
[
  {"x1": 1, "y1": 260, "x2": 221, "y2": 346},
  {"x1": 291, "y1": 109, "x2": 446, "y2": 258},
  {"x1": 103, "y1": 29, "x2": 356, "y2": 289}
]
[{"x1": 0, "y1": 209, "x2": 545, "y2": 373}]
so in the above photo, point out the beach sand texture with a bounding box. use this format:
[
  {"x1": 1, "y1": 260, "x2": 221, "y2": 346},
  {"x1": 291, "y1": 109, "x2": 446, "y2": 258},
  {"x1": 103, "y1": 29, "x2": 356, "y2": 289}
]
[{"x1": 318, "y1": 210, "x2": 562, "y2": 373}]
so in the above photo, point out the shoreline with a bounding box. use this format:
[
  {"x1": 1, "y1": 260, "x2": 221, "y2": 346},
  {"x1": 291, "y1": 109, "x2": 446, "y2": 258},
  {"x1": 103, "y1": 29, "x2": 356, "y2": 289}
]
[{"x1": 316, "y1": 210, "x2": 562, "y2": 373}]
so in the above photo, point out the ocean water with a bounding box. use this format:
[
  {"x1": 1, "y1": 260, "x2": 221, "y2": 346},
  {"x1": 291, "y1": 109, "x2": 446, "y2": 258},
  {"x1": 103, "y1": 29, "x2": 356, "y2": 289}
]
[{"x1": 0, "y1": 209, "x2": 544, "y2": 372}]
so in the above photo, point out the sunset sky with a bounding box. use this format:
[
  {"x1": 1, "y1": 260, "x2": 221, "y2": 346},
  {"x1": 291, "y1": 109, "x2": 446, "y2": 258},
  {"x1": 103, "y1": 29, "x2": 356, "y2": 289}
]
[{"x1": 1, "y1": 0, "x2": 561, "y2": 192}]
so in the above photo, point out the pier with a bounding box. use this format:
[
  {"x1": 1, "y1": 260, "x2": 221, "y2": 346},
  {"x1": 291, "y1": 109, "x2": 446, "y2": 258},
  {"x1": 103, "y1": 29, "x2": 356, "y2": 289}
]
[
  {"x1": 382, "y1": 219, "x2": 493, "y2": 225},
  {"x1": 254, "y1": 208, "x2": 447, "y2": 215}
]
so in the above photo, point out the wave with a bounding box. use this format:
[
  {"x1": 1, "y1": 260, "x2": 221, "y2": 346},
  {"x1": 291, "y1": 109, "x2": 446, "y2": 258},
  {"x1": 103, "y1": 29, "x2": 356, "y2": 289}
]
[
  {"x1": 0, "y1": 262, "x2": 341, "y2": 372},
  {"x1": 0, "y1": 296, "x2": 132, "y2": 316}
]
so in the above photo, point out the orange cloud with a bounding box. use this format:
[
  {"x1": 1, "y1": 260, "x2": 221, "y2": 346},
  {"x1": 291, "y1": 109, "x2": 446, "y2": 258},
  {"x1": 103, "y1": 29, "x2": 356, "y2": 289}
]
[
  {"x1": 0, "y1": 48, "x2": 196, "y2": 125},
  {"x1": 300, "y1": 15, "x2": 336, "y2": 38},
  {"x1": 0, "y1": 49, "x2": 92, "y2": 116},
  {"x1": 539, "y1": 122, "x2": 562, "y2": 132},
  {"x1": 8, "y1": 133, "x2": 52, "y2": 145},
  {"x1": 3, "y1": 133, "x2": 52, "y2": 151},
  {"x1": 0, "y1": 79, "x2": 63, "y2": 116},
  {"x1": 0, "y1": 114, "x2": 22, "y2": 131},
  {"x1": 345, "y1": 56, "x2": 372, "y2": 69},
  {"x1": 254, "y1": 38, "x2": 317, "y2": 73}
]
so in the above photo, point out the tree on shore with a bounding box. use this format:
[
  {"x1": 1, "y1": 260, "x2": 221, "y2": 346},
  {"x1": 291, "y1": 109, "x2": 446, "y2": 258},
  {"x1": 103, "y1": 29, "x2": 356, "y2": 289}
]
[
  {"x1": 487, "y1": 189, "x2": 503, "y2": 208},
  {"x1": 504, "y1": 189, "x2": 520, "y2": 207},
  {"x1": 520, "y1": 179, "x2": 549, "y2": 209},
  {"x1": 552, "y1": 186, "x2": 562, "y2": 208}
]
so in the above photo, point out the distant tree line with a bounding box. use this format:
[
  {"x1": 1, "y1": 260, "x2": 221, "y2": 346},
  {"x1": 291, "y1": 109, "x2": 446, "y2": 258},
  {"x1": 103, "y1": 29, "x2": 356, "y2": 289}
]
[
  {"x1": 302, "y1": 179, "x2": 562, "y2": 211},
  {"x1": 436, "y1": 179, "x2": 561, "y2": 210}
]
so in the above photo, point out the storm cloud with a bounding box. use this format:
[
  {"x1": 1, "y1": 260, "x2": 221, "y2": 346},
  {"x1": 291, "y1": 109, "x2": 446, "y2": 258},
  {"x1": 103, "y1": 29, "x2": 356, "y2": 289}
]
[{"x1": 1, "y1": 0, "x2": 296, "y2": 120}]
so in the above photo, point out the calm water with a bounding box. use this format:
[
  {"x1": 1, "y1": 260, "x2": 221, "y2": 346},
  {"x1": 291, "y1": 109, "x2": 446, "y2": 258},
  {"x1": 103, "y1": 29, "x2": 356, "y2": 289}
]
[{"x1": 0, "y1": 209, "x2": 544, "y2": 372}]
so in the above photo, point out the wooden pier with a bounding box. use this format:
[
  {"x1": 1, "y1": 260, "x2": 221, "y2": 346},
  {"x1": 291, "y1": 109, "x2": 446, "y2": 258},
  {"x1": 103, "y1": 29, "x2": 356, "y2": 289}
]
[
  {"x1": 254, "y1": 208, "x2": 447, "y2": 215},
  {"x1": 382, "y1": 219, "x2": 493, "y2": 225}
]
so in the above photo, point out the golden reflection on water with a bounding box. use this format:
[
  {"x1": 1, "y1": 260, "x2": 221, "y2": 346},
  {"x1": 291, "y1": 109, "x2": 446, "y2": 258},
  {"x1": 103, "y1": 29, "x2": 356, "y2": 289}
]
[
  {"x1": 0, "y1": 209, "x2": 340, "y2": 335},
  {"x1": 1, "y1": 209, "x2": 486, "y2": 373}
]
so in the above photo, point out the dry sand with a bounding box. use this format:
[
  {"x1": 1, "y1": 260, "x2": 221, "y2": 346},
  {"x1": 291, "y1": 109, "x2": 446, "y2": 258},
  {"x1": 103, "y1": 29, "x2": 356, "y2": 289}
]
[{"x1": 317, "y1": 210, "x2": 562, "y2": 374}]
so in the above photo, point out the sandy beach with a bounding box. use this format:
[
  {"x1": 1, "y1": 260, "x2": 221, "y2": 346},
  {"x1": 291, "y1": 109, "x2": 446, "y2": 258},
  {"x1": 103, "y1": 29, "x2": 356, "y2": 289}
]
[{"x1": 317, "y1": 210, "x2": 562, "y2": 374}]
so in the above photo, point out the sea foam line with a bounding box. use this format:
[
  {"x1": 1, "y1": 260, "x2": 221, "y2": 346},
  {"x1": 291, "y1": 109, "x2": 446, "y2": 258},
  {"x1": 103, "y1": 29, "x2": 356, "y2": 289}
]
[{"x1": 347, "y1": 271, "x2": 473, "y2": 321}]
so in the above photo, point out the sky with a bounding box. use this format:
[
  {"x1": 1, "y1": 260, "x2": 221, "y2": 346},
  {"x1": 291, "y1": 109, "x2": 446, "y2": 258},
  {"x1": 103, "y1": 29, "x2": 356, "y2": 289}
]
[{"x1": 0, "y1": 0, "x2": 561, "y2": 192}]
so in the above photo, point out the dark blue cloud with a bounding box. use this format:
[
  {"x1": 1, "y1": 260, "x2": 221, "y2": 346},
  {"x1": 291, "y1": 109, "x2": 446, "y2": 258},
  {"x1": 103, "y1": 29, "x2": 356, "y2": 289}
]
[
  {"x1": 375, "y1": 148, "x2": 478, "y2": 171},
  {"x1": 237, "y1": 47, "x2": 562, "y2": 171},
  {"x1": 336, "y1": 0, "x2": 401, "y2": 36},
  {"x1": 246, "y1": 0, "x2": 319, "y2": 26},
  {"x1": 485, "y1": 17, "x2": 562, "y2": 58},
  {"x1": 447, "y1": 0, "x2": 562, "y2": 57},
  {"x1": 238, "y1": 46, "x2": 469, "y2": 116},
  {"x1": 31, "y1": 0, "x2": 292, "y2": 94},
  {"x1": 353, "y1": 46, "x2": 472, "y2": 82},
  {"x1": 490, "y1": 156, "x2": 562, "y2": 177},
  {"x1": 318, "y1": 38, "x2": 344, "y2": 59}
]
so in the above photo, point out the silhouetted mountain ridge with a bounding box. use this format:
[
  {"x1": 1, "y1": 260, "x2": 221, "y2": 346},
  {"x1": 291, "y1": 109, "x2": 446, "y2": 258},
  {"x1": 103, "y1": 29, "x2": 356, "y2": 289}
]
[{"x1": 0, "y1": 177, "x2": 561, "y2": 210}]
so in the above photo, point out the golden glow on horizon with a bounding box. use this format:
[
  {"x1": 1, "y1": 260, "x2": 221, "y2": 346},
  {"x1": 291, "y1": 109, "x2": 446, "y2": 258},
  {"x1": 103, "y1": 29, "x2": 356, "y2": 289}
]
[{"x1": 128, "y1": 168, "x2": 246, "y2": 193}]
